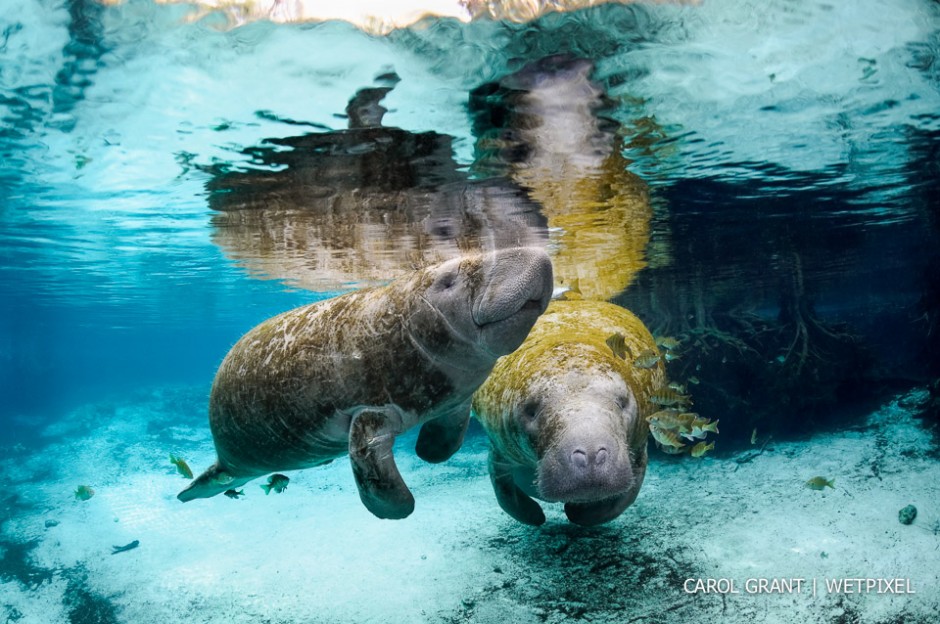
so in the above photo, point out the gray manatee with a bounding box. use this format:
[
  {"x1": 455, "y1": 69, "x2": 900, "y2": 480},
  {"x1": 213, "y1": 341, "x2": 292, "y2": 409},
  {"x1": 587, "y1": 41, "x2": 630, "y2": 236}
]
[
  {"x1": 179, "y1": 247, "x2": 553, "y2": 519},
  {"x1": 472, "y1": 300, "x2": 665, "y2": 526}
]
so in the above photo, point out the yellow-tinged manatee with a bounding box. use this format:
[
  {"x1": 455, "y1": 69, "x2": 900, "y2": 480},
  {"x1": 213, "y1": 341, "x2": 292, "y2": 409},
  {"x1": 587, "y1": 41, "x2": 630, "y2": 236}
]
[
  {"x1": 488, "y1": 56, "x2": 655, "y2": 301},
  {"x1": 473, "y1": 299, "x2": 666, "y2": 527}
]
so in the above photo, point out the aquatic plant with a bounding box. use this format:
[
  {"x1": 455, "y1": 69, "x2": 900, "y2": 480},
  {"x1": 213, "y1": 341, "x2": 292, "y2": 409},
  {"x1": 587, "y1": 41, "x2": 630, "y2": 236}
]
[{"x1": 619, "y1": 251, "x2": 873, "y2": 447}]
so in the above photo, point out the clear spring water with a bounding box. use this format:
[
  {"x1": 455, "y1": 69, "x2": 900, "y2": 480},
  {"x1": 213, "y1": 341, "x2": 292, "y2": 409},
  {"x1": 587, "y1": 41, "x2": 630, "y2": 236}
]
[{"x1": 1, "y1": 1, "x2": 939, "y2": 623}]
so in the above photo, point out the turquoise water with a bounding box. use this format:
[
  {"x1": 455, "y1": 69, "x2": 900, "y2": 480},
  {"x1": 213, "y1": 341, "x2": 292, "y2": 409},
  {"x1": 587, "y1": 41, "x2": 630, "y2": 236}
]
[{"x1": 1, "y1": 1, "x2": 939, "y2": 622}]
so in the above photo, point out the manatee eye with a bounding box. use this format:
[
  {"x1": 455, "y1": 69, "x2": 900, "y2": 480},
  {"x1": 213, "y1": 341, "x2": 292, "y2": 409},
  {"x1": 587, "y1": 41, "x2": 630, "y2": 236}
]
[
  {"x1": 520, "y1": 400, "x2": 540, "y2": 422},
  {"x1": 616, "y1": 394, "x2": 635, "y2": 413},
  {"x1": 434, "y1": 270, "x2": 458, "y2": 291}
]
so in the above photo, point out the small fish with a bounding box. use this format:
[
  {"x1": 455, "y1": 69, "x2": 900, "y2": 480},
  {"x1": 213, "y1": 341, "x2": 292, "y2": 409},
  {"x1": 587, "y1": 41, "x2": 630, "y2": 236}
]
[
  {"x1": 606, "y1": 333, "x2": 629, "y2": 360},
  {"x1": 663, "y1": 352, "x2": 681, "y2": 362},
  {"x1": 750, "y1": 428, "x2": 758, "y2": 445},
  {"x1": 667, "y1": 381, "x2": 686, "y2": 393},
  {"x1": 805, "y1": 476, "x2": 835, "y2": 490},
  {"x1": 655, "y1": 336, "x2": 681, "y2": 350},
  {"x1": 211, "y1": 471, "x2": 235, "y2": 486},
  {"x1": 687, "y1": 376, "x2": 700, "y2": 385},
  {"x1": 74, "y1": 485, "x2": 95, "y2": 501},
  {"x1": 650, "y1": 387, "x2": 691, "y2": 407},
  {"x1": 647, "y1": 409, "x2": 696, "y2": 434},
  {"x1": 691, "y1": 441, "x2": 715, "y2": 458},
  {"x1": 633, "y1": 349, "x2": 662, "y2": 369},
  {"x1": 689, "y1": 417, "x2": 718, "y2": 438},
  {"x1": 224, "y1": 489, "x2": 245, "y2": 499},
  {"x1": 260, "y1": 473, "x2": 290, "y2": 495},
  {"x1": 646, "y1": 408, "x2": 680, "y2": 421},
  {"x1": 169, "y1": 454, "x2": 194, "y2": 479},
  {"x1": 111, "y1": 540, "x2": 139, "y2": 555},
  {"x1": 650, "y1": 426, "x2": 686, "y2": 449}
]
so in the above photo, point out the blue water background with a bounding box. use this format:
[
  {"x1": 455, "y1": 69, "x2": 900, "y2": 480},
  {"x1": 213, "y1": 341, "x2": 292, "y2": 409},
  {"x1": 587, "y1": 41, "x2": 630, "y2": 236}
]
[{"x1": 1, "y1": 0, "x2": 939, "y2": 437}]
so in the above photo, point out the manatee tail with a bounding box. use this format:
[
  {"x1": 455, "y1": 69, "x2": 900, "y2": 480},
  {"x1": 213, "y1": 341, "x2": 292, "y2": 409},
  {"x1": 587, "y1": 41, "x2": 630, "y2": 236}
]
[{"x1": 177, "y1": 462, "x2": 249, "y2": 502}]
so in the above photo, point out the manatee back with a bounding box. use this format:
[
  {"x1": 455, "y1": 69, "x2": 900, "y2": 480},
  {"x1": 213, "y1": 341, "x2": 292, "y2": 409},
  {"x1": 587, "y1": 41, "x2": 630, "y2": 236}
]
[{"x1": 208, "y1": 283, "x2": 455, "y2": 474}]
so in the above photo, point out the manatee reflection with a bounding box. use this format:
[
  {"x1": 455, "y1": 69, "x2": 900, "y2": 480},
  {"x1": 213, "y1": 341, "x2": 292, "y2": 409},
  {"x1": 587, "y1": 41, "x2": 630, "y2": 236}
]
[
  {"x1": 470, "y1": 55, "x2": 654, "y2": 301},
  {"x1": 207, "y1": 58, "x2": 654, "y2": 297},
  {"x1": 207, "y1": 83, "x2": 548, "y2": 291}
]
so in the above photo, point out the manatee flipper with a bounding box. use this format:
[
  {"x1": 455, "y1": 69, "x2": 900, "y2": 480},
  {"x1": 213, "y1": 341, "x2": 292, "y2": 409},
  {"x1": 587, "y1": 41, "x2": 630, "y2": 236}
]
[
  {"x1": 177, "y1": 462, "x2": 249, "y2": 502},
  {"x1": 488, "y1": 446, "x2": 545, "y2": 526},
  {"x1": 349, "y1": 408, "x2": 415, "y2": 520},
  {"x1": 415, "y1": 401, "x2": 471, "y2": 464}
]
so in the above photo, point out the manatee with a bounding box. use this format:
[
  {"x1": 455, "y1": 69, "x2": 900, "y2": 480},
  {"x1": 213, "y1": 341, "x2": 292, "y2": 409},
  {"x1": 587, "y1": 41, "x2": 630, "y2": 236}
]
[
  {"x1": 469, "y1": 55, "x2": 652, "y2": 301},
  {"x1": 178, "y1": 247, "x2": 553, "y2": 520},
  {"x1": 472, "y1": 299, "x2": 665, "y2": 526}
]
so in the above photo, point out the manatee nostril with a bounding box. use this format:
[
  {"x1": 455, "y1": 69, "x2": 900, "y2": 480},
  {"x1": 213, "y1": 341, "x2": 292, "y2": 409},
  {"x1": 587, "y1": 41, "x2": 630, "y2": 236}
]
[
  {"x1": 595, "y1": 447, "x2": 608, "y2": 466},
  {"x1": 572, "y1": 449, "x2": 588, "y2": 469}
]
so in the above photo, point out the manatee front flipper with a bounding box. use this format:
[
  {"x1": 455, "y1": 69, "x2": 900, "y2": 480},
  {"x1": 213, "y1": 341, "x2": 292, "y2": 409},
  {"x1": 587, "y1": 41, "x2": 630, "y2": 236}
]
[
  {"x1": 415, "y1": 401, "x2": 471, "y2": 464},
  {"x1": 177, "y1": 462, "x2": 249, "y2": 502},
  {"x1": 349, "y1": 408, "x2": 415, "y2": 520},
  {"x1": 488, "y1": 446, "x2": 545, "y2": 526}
]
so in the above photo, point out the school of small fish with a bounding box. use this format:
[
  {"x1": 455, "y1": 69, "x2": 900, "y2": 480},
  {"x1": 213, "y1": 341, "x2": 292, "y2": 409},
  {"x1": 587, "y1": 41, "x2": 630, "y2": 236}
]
[
  {"x1": 646, "y1": 403, "x2": 719, "y2": 456},
  {"x1": 606, "y1": 333, "x2": 718, "y2": 459}
]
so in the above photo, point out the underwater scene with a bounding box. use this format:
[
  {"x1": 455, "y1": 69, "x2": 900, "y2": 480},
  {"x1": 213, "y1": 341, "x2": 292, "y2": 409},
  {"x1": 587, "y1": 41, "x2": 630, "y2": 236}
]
[{"x1": 2, "y1": 0, "x2": 940, "y2": 622}]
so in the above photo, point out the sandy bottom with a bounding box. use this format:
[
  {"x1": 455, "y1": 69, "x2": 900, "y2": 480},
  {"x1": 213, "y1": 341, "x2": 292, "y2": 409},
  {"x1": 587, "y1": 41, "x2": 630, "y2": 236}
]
[{"x1": 1, "y1": 386, "x2": 938, "y2": 624}]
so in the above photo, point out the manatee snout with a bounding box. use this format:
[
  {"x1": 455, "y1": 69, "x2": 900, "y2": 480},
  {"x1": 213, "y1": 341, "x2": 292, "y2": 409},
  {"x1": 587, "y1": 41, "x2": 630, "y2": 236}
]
[
  {"x1": 538, "y1": 419, "x2": 644, "y2": 527},
  {"x1": 474, "y1": 246, "x2": 553, "y2": 355},
  {"x1": 538, "y1": 427, "x2": 634, "y2": 505}
]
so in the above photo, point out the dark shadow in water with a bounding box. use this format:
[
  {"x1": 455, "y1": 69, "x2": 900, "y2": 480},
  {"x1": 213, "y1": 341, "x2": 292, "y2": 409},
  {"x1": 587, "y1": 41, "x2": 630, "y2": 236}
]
[
  {"x1": 53, "y1": 0, "x2": 111, "y2": 132},
  {"x1": 616, "y1": 167, "x2": 939, "y2": 448},
  {"x1": 444, "y1": 519, "x2": 706, "y2": 622},
  {"x1": 62, "y1": 566, "x2": 121, "y2": 624},
  {"x1": 908, "y1": 128, "x2": 940, "y2": 435},
  {"x1": 0, "y1": 537, "x2": 55, "y2": 590},
  {"x1": 0, "y1": 538, "x2": 121, "y2": 624}
]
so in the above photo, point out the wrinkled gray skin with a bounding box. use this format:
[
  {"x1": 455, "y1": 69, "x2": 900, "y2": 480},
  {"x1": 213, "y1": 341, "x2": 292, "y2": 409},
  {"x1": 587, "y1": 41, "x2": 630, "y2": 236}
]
[
  {"x1": 490, "y1": 373, "x2": 646, "y2": 526},
  {"x1": 178, "y1": 247, "x2": 553, "y2": 520},
  {"x1": 473, "y1": 299, "x2": 661, "y2": 527},
  {"x1": 485, "y1": 361, "x2": 649, "y2": 528}
]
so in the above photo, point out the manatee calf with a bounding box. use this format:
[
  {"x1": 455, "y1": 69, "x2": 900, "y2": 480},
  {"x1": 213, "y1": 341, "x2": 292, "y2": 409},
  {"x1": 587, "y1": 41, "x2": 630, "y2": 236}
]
[
  {"x1": 179, "y1": 247, "x2": 553, "y2": 519},
  {"x1": 472, "y1": 299, "x2": 665, "y2": 526}
]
